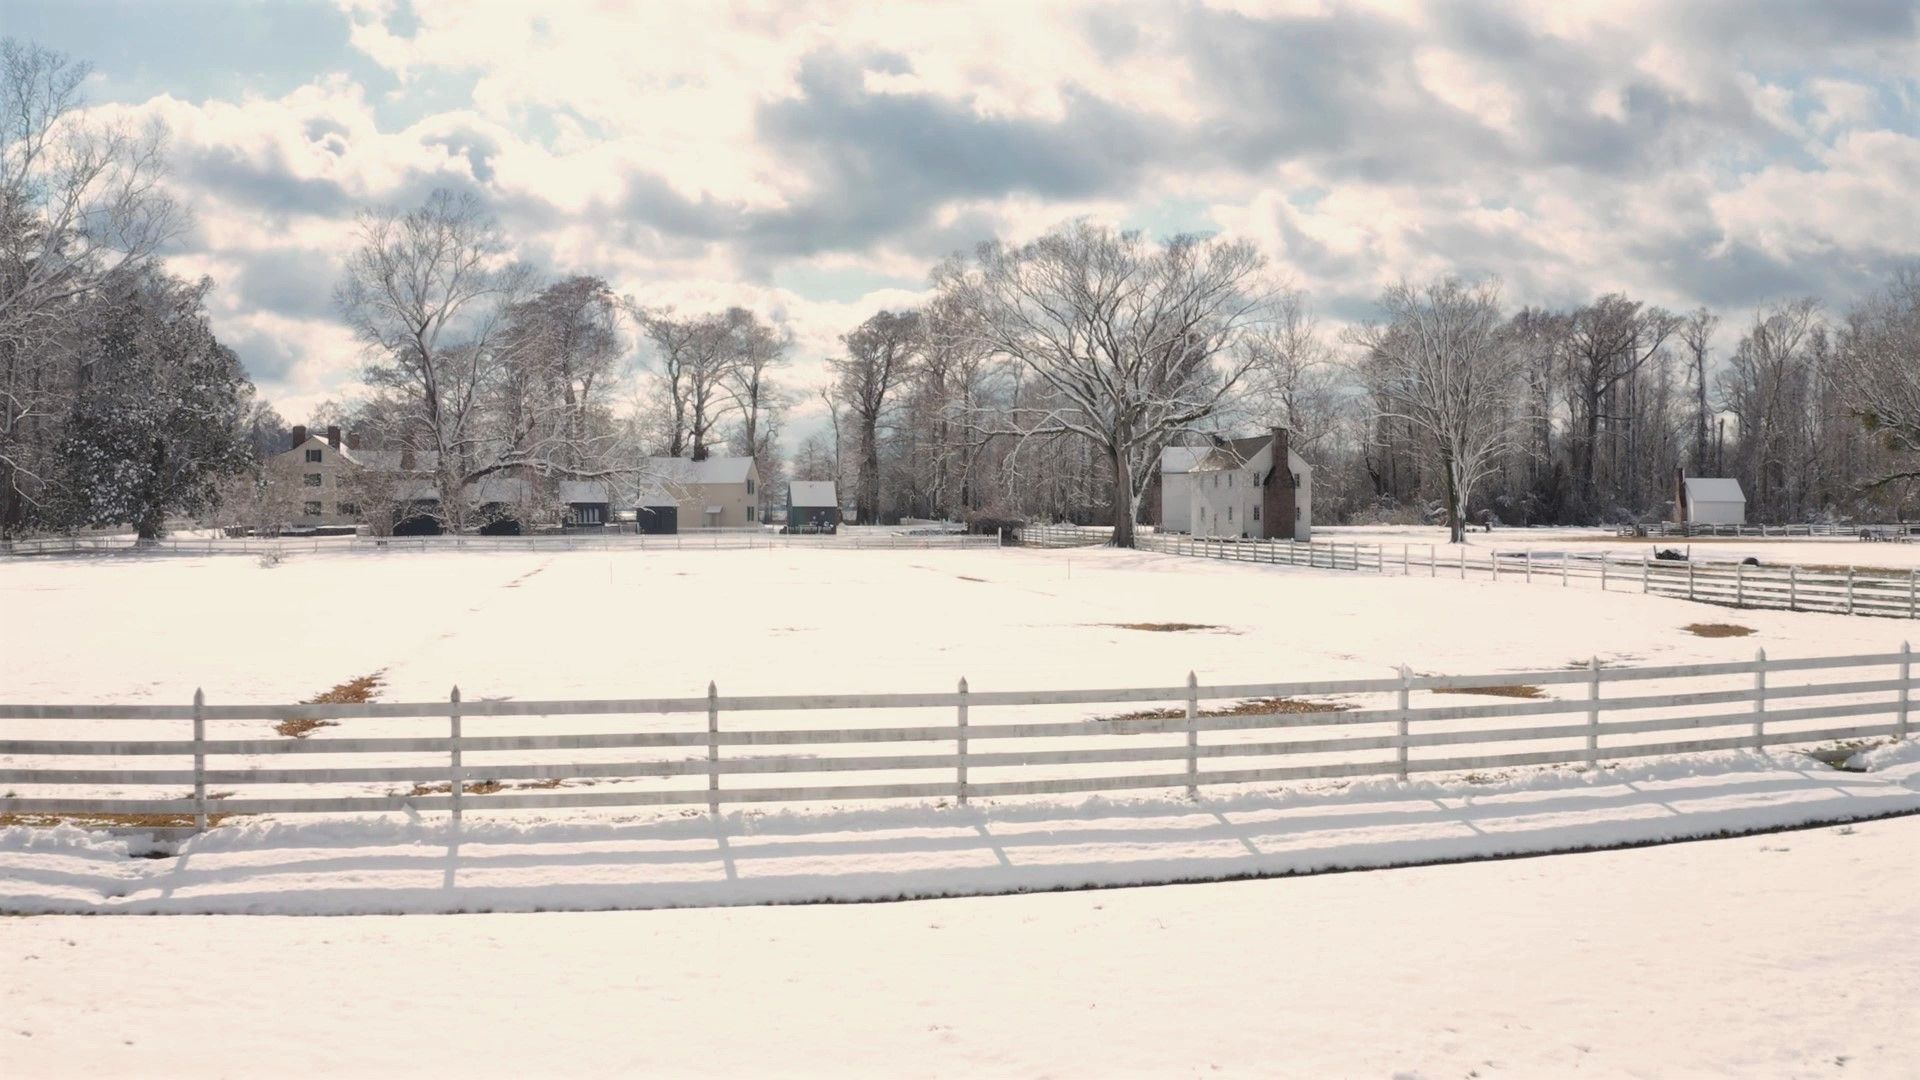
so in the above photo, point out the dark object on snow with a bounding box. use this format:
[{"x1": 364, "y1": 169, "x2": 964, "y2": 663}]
[
  {"x1": 1654, "y1": 548, "x2": 1689, "y2": 561},
  {"x1": 1741, "y1": 556, "x2": 1761, "y2": 566}
]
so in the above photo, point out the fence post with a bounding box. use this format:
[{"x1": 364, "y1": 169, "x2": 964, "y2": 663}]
[
  {"x1": 1736, "y1": 561, "x2": 1745, "y2": 608},
  {"x1": 1600, "y1": 554, "x2": 1609, "y2": 592},
  {"x1": 1687, "y1": 561, "x2": 1695, "y2": 602},
  {"x1": 1642, "y1": 549, "x2": 1650, "y2": 594},
  {"x1": 1524, "y1": 549, "x2": 1532, "y2": 583},
  {"x1": 707, "y1": 681, "x2": 721, "y2": 815},
  {"x1": 1429, "y1": 544, "x2": 1436, "y2": 578},
  {"x1": 1402, "y1": 544, "x2": 1409, "y2": 575},
  {"x1": 1790, "y1": 565, "x2": 1798, "y2": 610},
  {"x1": 1561, "y1": 551, "x2": 1569, "y2": 586},
  {"x1": 1898, "y1": 643, "x2": 1912, "y2": 741},
  {"x1": 1458, "y1": 544, "x2": 1466, "y2": 579},
  {"x1": 1396, "y1": 664, "x2": 1411, "y2": 781},
  {"x1": 193, "y1": 688, "x2": 207, "y2": 832},
  {"x1": 1376, "y1": 544, "x2": 1385, "y2": 574},
  {"x1": 957, "y1": 677, "x2": 970, "y2": 805},
  {"x1": 1185, "y1": 671, "x2": 1200, "y2": 798},
  {"x1": 1909, "y1": 569, "x2": 1917, "y2": 619},
  {"x1": 1586, "y1": 656, "x2": 1601, "y2": 769},
  {"x1": 448, "y1": 686, "x2": 462, "y2": 825},
  {"x1": 1491, "y1": 549, "x2": 1498, "y2": 580},
  {"x1": 1752, "y1": 649, "x2": 1767, "y2": 750},
  {"x1": 1846, "y1": 567, "x2": 1856, "y2": 615}
]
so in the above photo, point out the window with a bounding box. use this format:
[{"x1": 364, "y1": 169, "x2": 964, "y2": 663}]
[
  {"x1": 338, "y1": 502, "x2": 359, "y2": 517},
  {"x1": 303, "y1": 501, "x2": 323, "y2": 517},
  {"x1": 747, "y1": 506, "x2": 756, "y2": 521},
  {"x1": 304, "y1": 473, "x2": 323, "y2": 487},
  {"x1": 1227, "y1": 506, "x2": 1234, "y2": 522},
  {"x1": 305, "y1": 448, "x2": 323, "y2": 463},
  {"x1": 1253, "y1": 505, "x2": 1260, "y2": 521},
  {"x1": 746, "y1": 478, "x2": 755, "y2": 495},
  {"x1": 1228, "y1": 472, "x2": 1234, "y2": 487}
]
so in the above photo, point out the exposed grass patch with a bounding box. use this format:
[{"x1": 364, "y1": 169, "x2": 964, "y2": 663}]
[
  {"x1": 1432, "y1": 684, "x2": 1548, "y2": 699},
  {"x1": 277, "y1": 671, "x2": 387, "y2": 737},
  {"x1": 517, "y1": 777, "x2": 567, "y2": 790},
  {"x1": 1103, "y1": 622, "x2": 1223, "y2": 633},
  {"x1": 1102, "y1": 696, "x2": 1345, "y2": 724},
  {"x1": 409, "y1": 780, "x2": 506, "y2": 796},
  {"x1": 1685, "y1": 622, "x2": 1755, "y2": 638},
  {"x1": 0, "y1": 811, "x2": 231, "y2": 829}
]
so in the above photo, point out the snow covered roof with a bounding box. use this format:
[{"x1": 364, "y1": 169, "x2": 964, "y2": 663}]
[
  {"x1": 647, "y1": 456, "x2": 755, "y2": 485},
  {"x1": 1159, "y1": 446, "x2": 1209, "y2": 475},
  {"x1": 789, "y1": 480, "x2": 837, "y2": 507},
  {"x1": 558, "y1": 480, "x2": 608, "y2": 504},
  {"x1": 1683, "y1": 478, "x2": 1745, "y2": 503}
]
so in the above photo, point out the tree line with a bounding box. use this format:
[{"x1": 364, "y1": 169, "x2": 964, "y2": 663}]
[{"x1": 6, "y1": 35, "x2": 1919, "y2": 545}]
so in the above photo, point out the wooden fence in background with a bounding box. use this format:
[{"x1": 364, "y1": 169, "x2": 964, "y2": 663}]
[{"x1": 0, "y1": 531, "x2": 1004, "y2": 558}]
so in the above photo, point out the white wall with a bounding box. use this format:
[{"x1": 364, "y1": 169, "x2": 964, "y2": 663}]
[
  {"x1": 1160, "y1": 473, "x2": 1193, "y2": 533},
  {"x1": 1689, "y1": 498, "x2": 1745, "y2": 526}
]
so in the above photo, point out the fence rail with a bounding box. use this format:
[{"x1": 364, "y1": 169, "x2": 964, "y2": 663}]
[
  {"x1": 1025, "y1": 528, "x2": 1920, "y2": 621},
  {"x1": 1627, "y1": 522, "x2": 1917, "y2": 539},
  {"x1": 1, "y1": 648, "x2": 1911, "y2": 830},
  {"x1": 0, "y1": 531, "x2": 1004, "y2": 558}
]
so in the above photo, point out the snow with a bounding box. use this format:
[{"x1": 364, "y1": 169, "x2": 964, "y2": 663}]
[
  {"x1": 1318, "y1": 522, "x2": 1920, "y2": 571},
  {"x1": 6, "y1": 813, "x2": 1919, "y2": 1077}
]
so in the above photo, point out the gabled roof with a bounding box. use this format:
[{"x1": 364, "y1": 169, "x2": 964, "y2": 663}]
[
  {"x1": 647, "y1": 455, "x2": 755, "y2": 484},
  {"x1": 789, "y1": 480, "x2": 837, "y2": 507},
  {"x1": 1683, "y1": 477, "x2": 1745, "y2": 503},
  {"x1": 558, "y1": 480, "x2": 608, "y2": 504},
  {"x1": 1159, "y1": 446, "x2": 1210, "y2": 475}
]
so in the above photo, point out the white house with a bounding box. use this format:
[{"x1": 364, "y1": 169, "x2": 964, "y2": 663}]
[
  {"x1": 1155, "y1": 445, "x2": 1209, "y2": 533},
  {"x1": 1187, "y1": 427, "x2": 1312, "y2": 541},
  {"x1": 645, "y1": 455, "x2": 762, "y2": 529},
  {"x1": 1674, "y1": 471, "x2": 1746, "y2": 527}
]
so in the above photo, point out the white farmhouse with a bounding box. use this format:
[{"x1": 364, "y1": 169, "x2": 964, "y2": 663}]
[
  {"x1": 1187, "y1": 427, "x2": 1312, "y2": 541},
  {"x1": 1155, "y1": 445, "x2": 1209, "y2": 534}
]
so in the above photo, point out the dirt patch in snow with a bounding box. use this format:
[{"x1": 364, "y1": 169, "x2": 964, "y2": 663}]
[
  {"x1": 409, "y1": 780, "x2": 507, "y2": 796},
  {"x1": 276, "y1": 671, "x2": 386, "y2": 737},
  {"x1": 1103, "y1": 697, "x2": 1345, "y2": 724},
  {"x1": 1433, "y1": 684, "x2": 1548, "y2": 700},
  {"x1": 1684, "y1": 623, "x2": 1754, "y2": 638},
  {"x1": 1103, "y1": 622, "x2": 1225, "y2": 633}
]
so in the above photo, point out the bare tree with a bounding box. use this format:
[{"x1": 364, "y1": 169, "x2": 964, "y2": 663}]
[
  {"x1": 335, "y1": 188, "x2": 531, "y2": 530},
  {"x1": 1679, "y1": 307, "x2": 1720, "y2": 474},
  {"x1": 833, "y1": 309, "x2": 922, "y2": 526},
  {"x1": 1560, "y1": 294, "x2": 1681, "y2": 513},
  {"x1": 1243, "y1": 292, "x2": 1340, "y2": 454},
  {"x1": 0, "y1": 38, "x2": 183, "y2": 535},
  {"x1": 934, "y1": 222, "x2": 1276, "y2": 547},
  {"x1": 1836, "y1": 268, "x2": 1920, "y2": 492},
  {"x1": 1349, "y1": 277, "x2": 1527, "y2": 543}
]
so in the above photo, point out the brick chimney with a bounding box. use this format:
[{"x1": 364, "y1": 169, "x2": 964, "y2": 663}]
[
  {"x1": 289, "y1": 424, "x2": 308, "y2": 451},
  {"x1": 326, "y1": 425, "x2": 341, "y2": 450},
  {"x1": 1674, "y1": 466, "x2": 1688, "y2": 525},
  {"x1": 1261, "y1": 426, "x2": 1297, "y2": 541}
]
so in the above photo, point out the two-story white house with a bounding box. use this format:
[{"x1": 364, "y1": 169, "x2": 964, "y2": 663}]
[{"x1": 1186, "y1": 427, "x2": 1313, "y2": 541}]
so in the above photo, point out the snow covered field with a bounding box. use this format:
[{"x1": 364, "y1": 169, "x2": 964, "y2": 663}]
[{"x1": 8, "y1": 813, "x2": 1919, "y2": 1078}]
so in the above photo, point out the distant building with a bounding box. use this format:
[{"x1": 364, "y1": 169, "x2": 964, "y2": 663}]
[
  {"x1": 1186, "y1": 427, "x2": 1313, "y2": 541},
  {"x1": 1674, "y1": 469, "x2": 1746, "y2": 526},
  {"x1": 270, "y1": 425, "x2": 363, "y2": 529},
  {"x1": 644, "y1": 456, "x2": 762, "y2": 530},
  {"x1": 786, "y1": 480, "x2": 839, "y2": 532}
]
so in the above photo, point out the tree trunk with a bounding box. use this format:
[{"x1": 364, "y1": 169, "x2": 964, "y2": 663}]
[
  {"x1": 859, "y1": 415, "x2": 880, "y2": 525},
  {"x1": 1109, "y1": 443, "x2": 1136, "y2": 548},
  {"x1": 1443, "y1": 450, "x2": 1465, "y2": 544}
]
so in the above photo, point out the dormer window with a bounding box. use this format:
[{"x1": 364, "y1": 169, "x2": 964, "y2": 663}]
[{"x1": 306, "y1": 448, "x2": 323, "y2": 463}]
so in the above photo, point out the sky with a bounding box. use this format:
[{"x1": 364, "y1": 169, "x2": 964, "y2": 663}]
[{"x1": 8, "y1": 0, "x2": 1920, "y2": 450}]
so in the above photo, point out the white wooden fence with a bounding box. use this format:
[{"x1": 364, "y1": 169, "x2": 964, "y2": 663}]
[
  {"x1": 1065, "y1": 529, "x2": 1920, "y2": 620},
  {"x1": 0, "y1": 531, "x2": 1003, "y2": 558},
  {"x1": 2, "y1": 648, "x2": 1911, "y2": 831},
  {"x1": 1630, "y1": 522, "x2": 1903, "y2": 539}
]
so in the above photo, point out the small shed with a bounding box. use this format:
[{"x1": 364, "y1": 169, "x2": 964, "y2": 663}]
[
  {"x1": 787, "y1": 481, "x2": 839, "y2": 533},
  {"x1": 1675, "y1": 471, "x2": 1746, "y2": 527}
]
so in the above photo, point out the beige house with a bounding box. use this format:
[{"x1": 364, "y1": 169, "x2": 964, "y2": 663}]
[
  {"x1": 645, "y1": 456, "x2": 763, "y2": 529},
  {"x1": 1187, "y1": 427, "x2": 1313, "y2": 542},
  {"x1": 269, "y1": 425, "x2": 363, "y2": 527}
]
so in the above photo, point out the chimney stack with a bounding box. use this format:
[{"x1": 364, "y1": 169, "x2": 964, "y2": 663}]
[
  {"x1": 290, "y1": 424, "x2": 308, "y2": 451},
  {"x1": 327, "y1": 425, "x2": 342, "y2": 450},
  {"x1": 1674, "y1": 466, "x2": 1688, "y2": 525},
  {"x1": 1262, "y1": 426, "x2": 1296, "y2": 541}
]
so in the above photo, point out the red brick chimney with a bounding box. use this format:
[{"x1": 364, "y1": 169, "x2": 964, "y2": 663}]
[
  {"x1": 289, "y1": 424, "x2": 308, "y2": 451},
  {"x1": 327, "y1": 425, "x2": 341, "y2": 450},
  {"x1": 1261, "y1": 426, "x2": 1297, "y2": 541}
]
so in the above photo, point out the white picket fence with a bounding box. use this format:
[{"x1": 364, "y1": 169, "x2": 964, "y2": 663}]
[
  {"x1": 1, "y1": 648, "x2": 1911, "y2": 831},
  {"x1": 0, "y1": 531, "x2": 1004, "y2": 558},
  {"x1": 1057, "y1": 529, "x2": 1920, "y2": 620}
]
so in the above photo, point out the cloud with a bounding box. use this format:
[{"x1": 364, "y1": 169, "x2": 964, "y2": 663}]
[{"x1": 40, "y1": 0, "x2": 1920, "y2": 431}]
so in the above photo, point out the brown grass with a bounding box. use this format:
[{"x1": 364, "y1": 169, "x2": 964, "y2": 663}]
[
  {"x1": 409, "y1": 780, "x2": 506, "y2": 796},
  {"x1": 1104, "y1": 622, "x2": 1223, "y2": 633},
  {"x1": 1103, "y1": 696, "x2": 1345, "y2": 724},
  {"x1": 1432, "y1": 684, "x2": 1548, "y2": 699},
  {"x1": 1685, "y1": 622, "x2": 1755, "y2": 638},
  {"x1": 277, "y1": 671, "x2": 387, "y2": 738},
  {"x1": 0, "y1": 811, "x2": 232, "y2": 829},
  {"x1": 516, "y1": 777, "x2": 566, "y2": 790}
]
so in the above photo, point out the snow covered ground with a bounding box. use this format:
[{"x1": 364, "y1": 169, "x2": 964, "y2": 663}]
[{"x1": 8, "y1": 812, "x2": 1919, "y2": 1077}]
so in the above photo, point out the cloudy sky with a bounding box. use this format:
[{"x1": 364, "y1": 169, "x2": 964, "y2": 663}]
[{"x1": 10, "y1": 0, "x2": 1920, "y2": 445}]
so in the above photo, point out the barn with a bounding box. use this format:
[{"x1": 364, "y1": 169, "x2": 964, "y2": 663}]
[{"x1": 787, "y1": 481, "x2": 839, "y2": 533}]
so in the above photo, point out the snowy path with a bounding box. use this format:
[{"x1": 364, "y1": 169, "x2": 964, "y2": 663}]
[
  {"x1": 7, "y1": 812, "x2": 1917, "y2": 1078},
  {"x1": 6, "y1": 747, "x2": 1918, "y2": 915}
]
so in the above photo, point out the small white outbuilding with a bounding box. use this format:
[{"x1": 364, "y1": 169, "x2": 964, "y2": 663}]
[{"x1": 1675, "y1": 471, "x2": 1746, "y2": 527}]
